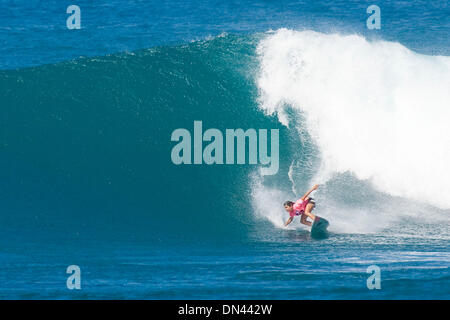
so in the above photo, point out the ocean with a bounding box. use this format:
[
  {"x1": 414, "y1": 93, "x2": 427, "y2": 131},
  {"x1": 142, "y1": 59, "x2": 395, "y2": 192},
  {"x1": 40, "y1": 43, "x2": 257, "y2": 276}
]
[{"x1": 0, "y1": 0, "x2": 449, "y2": 299}]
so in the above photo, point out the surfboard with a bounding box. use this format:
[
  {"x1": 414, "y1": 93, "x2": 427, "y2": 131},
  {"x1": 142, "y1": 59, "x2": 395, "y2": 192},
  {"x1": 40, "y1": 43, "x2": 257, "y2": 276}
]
[{"x1": 310, "y1": 216, "x2": 329, "y2": 239}]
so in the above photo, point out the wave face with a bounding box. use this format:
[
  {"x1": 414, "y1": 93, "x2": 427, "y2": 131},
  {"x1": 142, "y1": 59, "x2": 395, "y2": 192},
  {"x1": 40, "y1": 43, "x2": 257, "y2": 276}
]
[
  {"x1": 0, "y1": 34, "x2": 288, "y2": 242},
  {"x1": 254, "y1": 29, "x2": 450, "y2": 234},
  {"x1": 1, "y1": 30, "x2": 449, "y2": 242}
]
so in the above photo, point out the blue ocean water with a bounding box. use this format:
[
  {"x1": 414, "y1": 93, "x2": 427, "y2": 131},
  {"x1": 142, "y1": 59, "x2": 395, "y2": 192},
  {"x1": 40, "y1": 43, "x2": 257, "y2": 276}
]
[{"x1": 0, "y1": 1, "x2": 449, "y2": 299}]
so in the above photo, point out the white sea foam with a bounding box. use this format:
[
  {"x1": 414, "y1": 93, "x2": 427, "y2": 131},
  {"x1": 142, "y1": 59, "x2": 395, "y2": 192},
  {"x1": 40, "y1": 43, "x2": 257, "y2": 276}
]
[{"x1": 253, "y1": 29, "x2": 450, "y2": 233}]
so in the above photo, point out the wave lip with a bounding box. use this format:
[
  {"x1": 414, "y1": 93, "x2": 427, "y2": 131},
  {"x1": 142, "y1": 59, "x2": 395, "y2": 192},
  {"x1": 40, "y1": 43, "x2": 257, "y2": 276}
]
[{"x1": 256, "y1": 29, "x2": 450, "y2": 211}]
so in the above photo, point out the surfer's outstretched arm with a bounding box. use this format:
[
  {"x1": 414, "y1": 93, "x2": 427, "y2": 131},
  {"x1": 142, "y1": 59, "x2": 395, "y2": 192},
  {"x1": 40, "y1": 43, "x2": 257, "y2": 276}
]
[
  {"x1": 301, "y1": 184, "x2": 319, "y2": 200},
  {"x1": 285, "y1": 217, "x2": 293, "y2": 226}
]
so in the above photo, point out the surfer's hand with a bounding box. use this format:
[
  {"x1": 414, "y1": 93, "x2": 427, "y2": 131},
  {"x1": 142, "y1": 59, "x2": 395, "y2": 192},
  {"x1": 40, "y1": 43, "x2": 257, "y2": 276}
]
[
  {"x1": 312, "y1": 184, "x2": 319, "y2": 190},
  {"x1": 285, "y1": 217, "x2": 293, "y2": 226}
]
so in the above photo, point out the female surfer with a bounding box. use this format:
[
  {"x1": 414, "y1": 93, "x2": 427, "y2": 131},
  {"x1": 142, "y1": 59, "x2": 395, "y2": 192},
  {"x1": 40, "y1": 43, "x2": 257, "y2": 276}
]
[{"x1": 284, "y1": 184, "x2": 319, "y2": 227}]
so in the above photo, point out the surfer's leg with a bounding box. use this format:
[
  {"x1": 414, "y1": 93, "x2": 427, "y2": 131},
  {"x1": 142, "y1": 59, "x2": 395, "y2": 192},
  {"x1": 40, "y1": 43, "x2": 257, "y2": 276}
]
[
  {"x1": 304, "y1": 203, "x2": 316, "y2": 222},
  {"x1": 300, "y1": 214, "x2": 312, "y2": 226}
]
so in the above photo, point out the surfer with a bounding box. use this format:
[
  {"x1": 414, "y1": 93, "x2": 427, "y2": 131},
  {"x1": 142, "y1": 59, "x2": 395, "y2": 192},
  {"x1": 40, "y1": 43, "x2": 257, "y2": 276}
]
[{"x1": 284, "y1": 184, "x2": 319, "y2": 227}]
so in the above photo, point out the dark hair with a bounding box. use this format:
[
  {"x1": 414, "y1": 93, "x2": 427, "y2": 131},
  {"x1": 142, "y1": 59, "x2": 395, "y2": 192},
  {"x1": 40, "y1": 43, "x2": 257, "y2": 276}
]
[{"x1": 283, "y1": 201, "x2": 294, "y2": 207}]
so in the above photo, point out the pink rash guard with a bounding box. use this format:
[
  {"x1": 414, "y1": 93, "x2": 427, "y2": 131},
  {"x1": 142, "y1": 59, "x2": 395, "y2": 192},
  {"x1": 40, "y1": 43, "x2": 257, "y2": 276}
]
[{"x1": 289, "y1": 198, "x2": 311, "y2": 217}]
